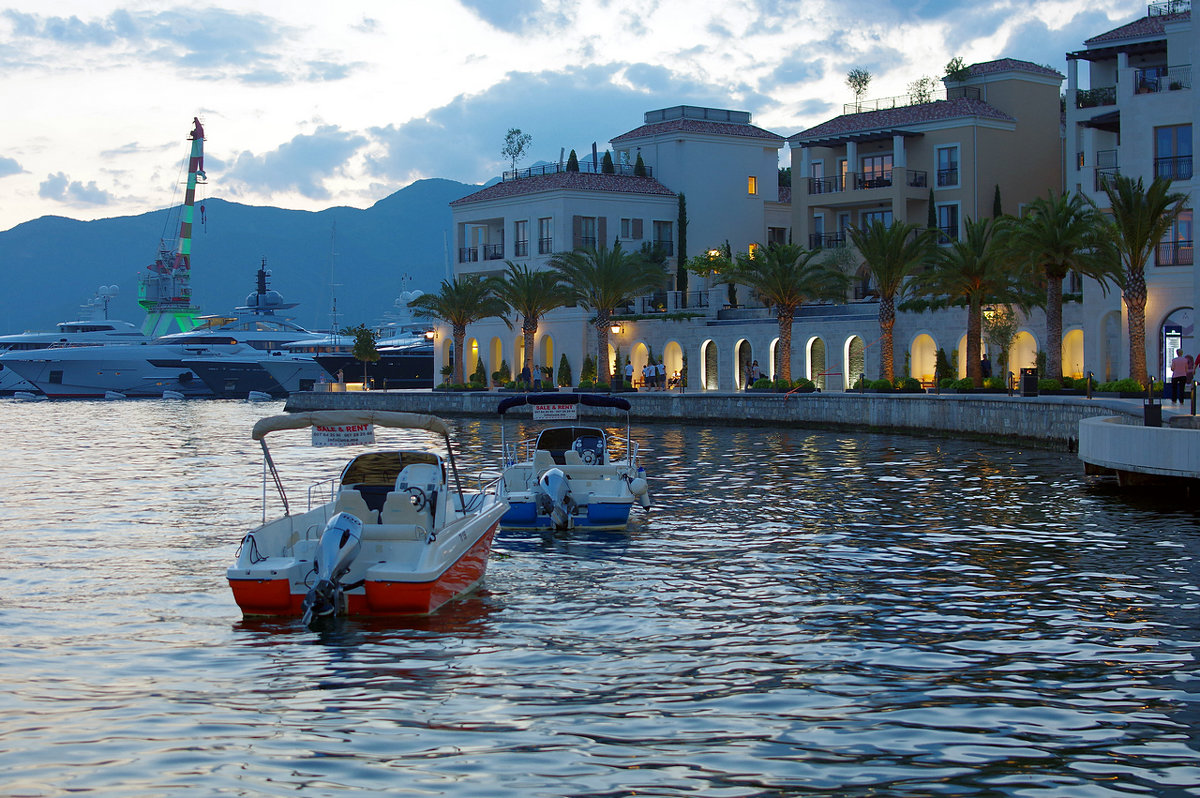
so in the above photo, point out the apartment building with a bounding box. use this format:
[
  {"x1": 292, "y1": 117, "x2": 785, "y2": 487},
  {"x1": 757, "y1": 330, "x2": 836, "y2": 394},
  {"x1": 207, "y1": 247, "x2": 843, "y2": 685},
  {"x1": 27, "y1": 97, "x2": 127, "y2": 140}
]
[
  {"x1": 1066, "y1": 0, "x2": 1195, "y2": 382},
  {"x1": 787, "y1": 59, "x2": 1065, "y2": 380},
  {"x1": 448, "y1": 106, "x2": 792, "y2": 390}
]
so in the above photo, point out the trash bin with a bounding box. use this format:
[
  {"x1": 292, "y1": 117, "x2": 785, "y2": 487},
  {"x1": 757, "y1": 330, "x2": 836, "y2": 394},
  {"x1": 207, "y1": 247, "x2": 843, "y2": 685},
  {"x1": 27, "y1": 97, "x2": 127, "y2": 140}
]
[
  {"x1": 1145, "y1": 382, "x2": 1162, "y2": 427},
  {"x1": 1019, "y1": 367, "x2": 1039, "y2": 397}
]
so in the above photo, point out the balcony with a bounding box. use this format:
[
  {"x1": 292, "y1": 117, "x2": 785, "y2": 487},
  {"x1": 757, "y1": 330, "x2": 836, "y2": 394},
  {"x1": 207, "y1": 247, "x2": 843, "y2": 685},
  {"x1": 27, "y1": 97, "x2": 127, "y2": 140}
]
[
  {"x1": 1157, "y1": 240, "x2": 1194, "y2": 266},
  {"x1": 809, "y1": 233, "x2": 846, "y2": 250},
  {"x1": 1135, "y1": 65, "x2": 1192, "y2": 93},
  {"x1": 503, "y1": 160, "x2": 652, "y2": 181},
  {"x1": 1155, "y1": 155, "x2": 1193, "y2": 180},
  {"x1": 1076, "y1": 87, "x2": 1117, "y2": 108},
  {"x1": 653, "y1": 239, "x2": 675, "y2": 256},
  {"x1": 458, "y1": 247, "x2": 479, "y2": 263},
  {"x1": 538, "y1": 237, "x2": 553, "y2": 255},
  {"x1": 1095, "y1": 167, "x2": 1120, "y2": 192},
  {"x1": 1148, "y1": 0, "x2": 1190, "y2": 16},
  {"x1": 936, "y1": 168, "x2": 959, "y2": 187},
  {"x1": 937, "y1": 225, "x2": 958, "y2": 245},
  {"x1": 842, "y1": 86, "x2": 979, "y2": 115},
  {"x1": 807, "y1": 170, "x2": 926, "y2": 197},
  {"x1": 482, "y1": 244, "x2": 504, "y2": 260},
  {"x1": 514, "y1": 240, "x2": 529, "y2": 257}
]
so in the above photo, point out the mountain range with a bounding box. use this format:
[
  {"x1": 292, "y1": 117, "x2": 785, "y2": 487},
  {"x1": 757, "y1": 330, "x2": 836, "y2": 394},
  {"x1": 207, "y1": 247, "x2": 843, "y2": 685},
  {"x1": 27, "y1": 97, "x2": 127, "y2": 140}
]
[{"x1": 0, "y1": 178, "x2": 480, "y2": 334}]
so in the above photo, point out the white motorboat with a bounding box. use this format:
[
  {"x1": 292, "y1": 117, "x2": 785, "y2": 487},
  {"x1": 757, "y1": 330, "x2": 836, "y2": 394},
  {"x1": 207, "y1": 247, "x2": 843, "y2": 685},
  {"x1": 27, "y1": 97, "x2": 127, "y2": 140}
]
[
  {"x1": 0, "y1": 316, "x2": 148, "y2": 395},
  {"x1": 497, "y1": 393, "x2": 650, "y2": 531},
  {"x1": 227, "y1": 410, "x2": 508, "y2": 624}
]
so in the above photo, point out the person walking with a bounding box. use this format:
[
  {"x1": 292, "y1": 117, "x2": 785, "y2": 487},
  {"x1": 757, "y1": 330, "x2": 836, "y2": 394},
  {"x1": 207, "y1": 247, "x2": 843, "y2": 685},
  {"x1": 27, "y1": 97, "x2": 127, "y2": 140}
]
[
  {"x1": 981, "y1": 354, "x2": 992, "y2": 379},
  {"x1": 1170, "y1": 349, "x2": 1189, "y2": 402}
]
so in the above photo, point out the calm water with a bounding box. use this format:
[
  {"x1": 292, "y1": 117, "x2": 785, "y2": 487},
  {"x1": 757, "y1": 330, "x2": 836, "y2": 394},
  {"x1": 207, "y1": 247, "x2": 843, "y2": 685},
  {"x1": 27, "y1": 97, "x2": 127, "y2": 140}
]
[{"x1": 2, "y1": 399, "x2": 1199, "y2": 797}]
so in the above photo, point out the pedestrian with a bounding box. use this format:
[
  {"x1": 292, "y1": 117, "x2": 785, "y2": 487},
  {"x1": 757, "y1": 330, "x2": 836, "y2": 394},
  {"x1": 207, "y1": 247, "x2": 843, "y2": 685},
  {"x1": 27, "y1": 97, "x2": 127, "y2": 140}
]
[
  {"x1": 623, "y1": 359, "x2": 633, "y2": 388},
  {"x1": 1170, "y1": 349, "x2": 1189, "y2": 402},
  {"x1": 981, "y1": 353, "x2": 992, "y2": 379},
  {"x1": 750, "y1": 360, "x2": 761, "y2": 384},
  {"x1": 520, "y1": 364, "x2": 531, "y2": 386},
  {"x1": 656, "y1": 360, "x2": 666, "y2": 389}
]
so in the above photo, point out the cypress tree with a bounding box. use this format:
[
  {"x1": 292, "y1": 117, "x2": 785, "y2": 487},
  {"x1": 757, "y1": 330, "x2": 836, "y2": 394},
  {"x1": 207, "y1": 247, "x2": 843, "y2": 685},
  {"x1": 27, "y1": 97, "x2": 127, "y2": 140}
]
[
  {"x1": 601, "y1": 151, "x2": 614, "y2": 174},
  {"x1": 633, "y1": 153, "x2": 646, "y2": 177},
  {"x1": 676, "y1": 193, "x2": 688, "y2": 295},
  {"x1": 993, "y1": 184, "x2": 1003, "y2": 218},
  {"x1": 566, "y1": 149, "x2": 579, "y2": 171}
]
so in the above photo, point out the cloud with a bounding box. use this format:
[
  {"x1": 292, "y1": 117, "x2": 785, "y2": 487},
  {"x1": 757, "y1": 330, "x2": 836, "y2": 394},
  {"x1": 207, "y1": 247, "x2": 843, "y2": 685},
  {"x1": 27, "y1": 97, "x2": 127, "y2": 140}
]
[
  {"x1": 38, "y1": 172, "x2": 115, "y2": 205},
  {"x1": 223, "y1": 126, "x2": 368, "y2": 199},
  {"x1": 0, "y1": 7, "x2": 360, "y2": 85},
  {"x1": 364, "y1": 64, "x2": 743, "y2": 185},
  {"x1": 456, "y1": 0, "x2": 568, "y2": 33},
  {"x1": 1000, "y1": 10, "x2": 1123, "y2": 68},
  {"x1": 0, "y1": 157, "x2": 22, "y2": 178}
]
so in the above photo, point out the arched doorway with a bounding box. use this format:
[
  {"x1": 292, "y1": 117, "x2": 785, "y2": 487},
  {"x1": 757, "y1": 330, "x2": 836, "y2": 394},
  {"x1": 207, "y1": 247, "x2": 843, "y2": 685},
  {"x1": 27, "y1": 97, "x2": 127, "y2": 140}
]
[
  {"x1": 465, "y1": 337, "x2": 481, "y2": 382},
  {"x1": 807, "y1": 337, "x2": 826, "y2": 389},
  {"x1": 1062, "y1": 329, "x2": 1084, "y2": 380},
  {"x1": 631, "y1": 342, "x2": 649, "y2": 388},
  {"x1": 1159, "y1": 307, "x2": 1194, "y2": 383},
  {"x1": 735, "y1": 340, "x2": 753, "y2": 389},
  {"x1": 606, "y1": 342, "x2": 618, "y2": 385},
  {"x1": 957, "y1": 335, "x2": 968, "y2": 378},
  {"x1": 845, "y1": 335, "x2": 865, "y2": 388},
  {"x1": 663, "y1": 341, "x2": 684, "y2": 388},
  {"x1": 539, "y1": 334, "x2": 555, "y2": 385},
  {"x1": 702, "y1": 340, "x2": 718, "y2": 390},
  {"x1": 910, "y1": 333, "x2": 937, "y2": 383},
  {"x1": 1011, "y1": 331, "x2": 1038, "y2": 375},
  {"x1": 489, "y1": 336, "x2": 504, "y2": 383}
]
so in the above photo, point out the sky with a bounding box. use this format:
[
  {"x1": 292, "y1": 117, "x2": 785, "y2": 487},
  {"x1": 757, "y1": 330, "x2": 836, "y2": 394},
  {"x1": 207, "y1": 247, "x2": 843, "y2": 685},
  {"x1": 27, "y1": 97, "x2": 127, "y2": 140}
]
[{"x1": 0, "y1": 0, "x2": 1149, "y2": 233}]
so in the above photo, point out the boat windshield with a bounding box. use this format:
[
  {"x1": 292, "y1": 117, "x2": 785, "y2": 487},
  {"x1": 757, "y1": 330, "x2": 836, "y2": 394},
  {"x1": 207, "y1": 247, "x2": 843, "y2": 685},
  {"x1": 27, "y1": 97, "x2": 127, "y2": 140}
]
[
  {"x1": 340, "y1": 451, "x2": 442, "y2": 487},
  {"x1": 534, "y1": 426, "x2": 607, "y2": 464}
]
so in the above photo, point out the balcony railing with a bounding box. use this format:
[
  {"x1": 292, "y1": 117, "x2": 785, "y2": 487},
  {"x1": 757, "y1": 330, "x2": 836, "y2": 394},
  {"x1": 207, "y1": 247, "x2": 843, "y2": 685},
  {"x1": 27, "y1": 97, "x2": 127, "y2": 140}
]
[
  {"x1": 1157, "y1": 240, "x2": 1194, "y2": 266},
  {"x1": 1135, "y1": 65, "x2": 1192, "y2": 93},
  {"x1": 538, "y1": 237, "x2": 553, "y2": 255},
  {"x1": 1155, "y1": 155, "x2": 1193, "y2": 180},
  {"x1": 1077, "y1": 86, "x2": 1117, "y2": 108},
  {"x1": 842, "y1": 86, "x2": 979, "y2": 115},
  {"x1": 808, "y1": 170, "x2": 926, "y2": 196},
  {"x1": 937, "y1": 225, "x2": 958, "y2": 245},
  {"x1": 1095, "y1": 167, "x2": 1120, "y2": 192},
  {"x1": 1095, "y1": 149, "x2": 1118, "y2": 169},
  {"x1": 937, "y1": 167, "x2": 959, "y2": 187},
  {"x1": 809, "y1": 233, "x2": 846, "y2": 250},
  {"x1": 514, "y1": 240, "x2": 529, "y2": 257},
  {"x1": 1148, "y1": 0, "x2": 1190, "y2": 16},
  {"x1": 458, "y1": 247, "x2": 479, "y2": 263},
  {"x1": 482, "y1": 243, "x2": 504, "y2": 260},
  {"x1": 503, "y1": 161, "x2": 652, "y2": 181}
]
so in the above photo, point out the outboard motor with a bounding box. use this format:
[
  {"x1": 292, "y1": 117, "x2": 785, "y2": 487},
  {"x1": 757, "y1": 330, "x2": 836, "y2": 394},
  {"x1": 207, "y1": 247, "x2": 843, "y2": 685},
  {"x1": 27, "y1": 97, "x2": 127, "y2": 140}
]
[
  {"x1": 629, "y1": 465, "x2": 651, "y2": 510},
  {"x1": 537, "y1": 467, "x2": 574, "y2": 530},
  {"x1": 301, "y1": 512, "x2": 363, "y2": 627}
]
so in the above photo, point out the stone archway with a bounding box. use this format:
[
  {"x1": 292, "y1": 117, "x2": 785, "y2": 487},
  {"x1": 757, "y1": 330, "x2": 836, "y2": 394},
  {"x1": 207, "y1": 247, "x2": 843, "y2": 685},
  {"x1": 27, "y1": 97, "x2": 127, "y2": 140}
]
[
  {"x1": 807, "y1": 337, "x2": 826, "y2": 389},
  {"x1": 957, "y1": 335, "x2": 968, "y2": 378},
  {"x1": 910, "y1": 333, "x2": 937, "y2": 383},
  {"x1": 489, "y1": 336, "x2": 504, "y2": 383},
  {"x1": 1062, "y1": 329, "x2": 1084, "y2": 380},
  {"x1": 845, "y1": 335, "x2": 865, "y2": 389},
  {"x1": 735, "y1": 339, "x2": 753, "y2": 389},
  {"x1": 702, "y1": 340, "x2": 718, "y2": 390},
  {"x1": 1159, "y1": 307, "x2": 1194, "y2": 384},
  {"x1": 1011, "y1": 330, "x2": 1038, "y2": 375},
  {"x1": 663, "y1": 341, "x2": 684, "y2": 388},
  {"x1": 539, "y1": 334, "x2": 555, "y2": 385}
]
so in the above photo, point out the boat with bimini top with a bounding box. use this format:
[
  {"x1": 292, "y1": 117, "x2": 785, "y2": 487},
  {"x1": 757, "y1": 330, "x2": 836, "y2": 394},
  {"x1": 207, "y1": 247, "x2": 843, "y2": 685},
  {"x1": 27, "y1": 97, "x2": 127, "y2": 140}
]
[
  {"x1": 227, "y1": 410, "x2": 508, "y2": 626},
  {"x1": 497, "y1": 393, "x2": 650, "y2": 531}
]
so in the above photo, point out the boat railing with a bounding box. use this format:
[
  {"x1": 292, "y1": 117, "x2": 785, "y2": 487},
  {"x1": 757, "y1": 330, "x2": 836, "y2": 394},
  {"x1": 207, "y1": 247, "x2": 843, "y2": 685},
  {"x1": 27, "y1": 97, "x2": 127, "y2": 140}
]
[
  {"x1": 504, "y1": 435, "x2": 639, "y2": 468},
  {"x1": 308, "y1": 477, "x2": 337, "y2": 511}
]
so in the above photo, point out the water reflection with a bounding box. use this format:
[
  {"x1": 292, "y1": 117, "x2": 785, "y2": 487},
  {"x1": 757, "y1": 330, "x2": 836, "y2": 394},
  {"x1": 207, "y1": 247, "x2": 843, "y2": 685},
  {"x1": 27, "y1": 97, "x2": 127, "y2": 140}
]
[{"x1": 1, "y1": 398, "x2": 1199, "y2": 796}]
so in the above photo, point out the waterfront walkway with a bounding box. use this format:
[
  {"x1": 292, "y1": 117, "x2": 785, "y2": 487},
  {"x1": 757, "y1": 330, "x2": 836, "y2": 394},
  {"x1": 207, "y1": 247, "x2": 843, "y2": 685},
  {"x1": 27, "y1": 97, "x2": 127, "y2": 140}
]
[{"x1": 285, "y1": 388, "x2": 1198, "y2": 452}]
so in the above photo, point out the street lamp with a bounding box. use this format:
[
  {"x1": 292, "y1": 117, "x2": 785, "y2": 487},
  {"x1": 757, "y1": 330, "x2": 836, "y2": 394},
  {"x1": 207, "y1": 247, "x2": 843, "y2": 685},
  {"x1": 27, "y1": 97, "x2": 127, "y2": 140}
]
[{"x1": 610, "y1": 322, "x2": 623, "y2": 336}]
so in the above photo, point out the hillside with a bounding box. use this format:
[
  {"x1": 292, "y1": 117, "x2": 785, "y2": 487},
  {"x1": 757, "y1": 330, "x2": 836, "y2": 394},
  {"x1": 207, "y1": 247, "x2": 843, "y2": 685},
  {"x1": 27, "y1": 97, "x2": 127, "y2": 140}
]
[{"x1": 0, "y1": 178, "x2": 478, "y2": 333}]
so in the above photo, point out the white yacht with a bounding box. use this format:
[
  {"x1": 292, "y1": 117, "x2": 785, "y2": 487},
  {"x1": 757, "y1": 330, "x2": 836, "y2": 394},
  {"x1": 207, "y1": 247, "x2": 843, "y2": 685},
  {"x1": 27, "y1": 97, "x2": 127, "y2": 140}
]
[{"x1": 0, "y1": 315, "x2": 148, "y2": 395}]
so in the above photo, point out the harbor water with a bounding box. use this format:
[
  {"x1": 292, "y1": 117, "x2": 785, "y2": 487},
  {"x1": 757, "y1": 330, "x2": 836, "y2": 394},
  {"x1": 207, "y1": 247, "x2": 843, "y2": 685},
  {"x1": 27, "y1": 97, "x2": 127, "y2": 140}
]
[{"x1": 2, "y1": 398, "x2": 1199, "y2": 796}]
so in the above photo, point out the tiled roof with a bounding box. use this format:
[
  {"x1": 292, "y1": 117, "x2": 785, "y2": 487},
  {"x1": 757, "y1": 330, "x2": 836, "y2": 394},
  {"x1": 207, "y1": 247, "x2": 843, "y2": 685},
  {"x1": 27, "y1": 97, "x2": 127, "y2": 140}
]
[
  {"x1": 450, "y1": 171, "x2": 675, "y2": 206},
  {"x1": 791, "y1": 97, "x2": 1014, "y2": 142},
  {"x1": 963, "y1": 58, "x2": 1063, "y2": 78},
  {"x1": 612, "y1": 117, "x2": 785, "y2": 143},
  {"x1": 1085, "y1": 10, "x2": 1189, "y2": 45}
]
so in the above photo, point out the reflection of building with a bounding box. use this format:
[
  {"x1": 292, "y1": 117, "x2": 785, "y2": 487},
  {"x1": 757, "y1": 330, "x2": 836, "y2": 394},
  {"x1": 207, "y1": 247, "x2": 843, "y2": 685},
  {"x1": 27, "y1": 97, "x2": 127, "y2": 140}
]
[{"x1": 1066, "y1": 0, "x2": 1195, "y2": 382}]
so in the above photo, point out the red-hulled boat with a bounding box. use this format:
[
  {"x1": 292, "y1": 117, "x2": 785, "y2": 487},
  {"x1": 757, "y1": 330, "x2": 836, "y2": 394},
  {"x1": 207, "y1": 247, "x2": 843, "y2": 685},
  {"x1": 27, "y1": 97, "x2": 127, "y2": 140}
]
[{"x1": 227, "y1": 410, "x2": 507, "y2": 625}]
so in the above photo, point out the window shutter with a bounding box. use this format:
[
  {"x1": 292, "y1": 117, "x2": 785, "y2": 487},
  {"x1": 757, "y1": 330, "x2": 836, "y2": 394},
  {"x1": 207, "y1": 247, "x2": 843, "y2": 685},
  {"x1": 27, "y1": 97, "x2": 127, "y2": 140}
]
[
  {"x1": 632, "y1": 218, "x2": 643, "y2": 240},
  {"x1": 597, "y1": 217, "x2": 607, "y2": 248},
  {"x1": 572, "y1": 215, "x2": 582, "y2": 249}
]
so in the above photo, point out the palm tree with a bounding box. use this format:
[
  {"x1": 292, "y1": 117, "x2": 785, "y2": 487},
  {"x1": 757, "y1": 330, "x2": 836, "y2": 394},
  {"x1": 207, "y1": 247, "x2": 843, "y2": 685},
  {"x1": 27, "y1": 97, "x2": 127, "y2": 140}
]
[
  {"x1": 909, "y1": 216, "x2": 1031, "y2": 387},
  {"x1": 408, "y1": 276, "x2": 507, "y2": 385},
  {"x1": 1007, "y1": 190, "x2": 1119, "y2": 381},
  {"x1": 1094, "y1": 174, "x2": 1187, "y2": 384},
  {"x1": 847, "y1": 220, "x2": 936, "y2": 381},
  {"x1": 727, "y1": 242, "x2": 848, "y2": 382},
  {"x1": 547, "y1": 243, "x2": 666, "y2": 386},
  {"x1": 491, "y1": 261, "x2": 572, "y2": 386}
]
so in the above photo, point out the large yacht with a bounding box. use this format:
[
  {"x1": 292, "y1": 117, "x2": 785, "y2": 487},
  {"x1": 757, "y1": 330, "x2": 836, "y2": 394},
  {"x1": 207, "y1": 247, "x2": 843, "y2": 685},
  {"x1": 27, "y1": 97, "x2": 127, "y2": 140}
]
[
  {"x1": 311, "y1": 292, "x2": 436, "y2": 388},
  {"x1": 0, "y1": 311, "x2": 148, "y2": 395}
]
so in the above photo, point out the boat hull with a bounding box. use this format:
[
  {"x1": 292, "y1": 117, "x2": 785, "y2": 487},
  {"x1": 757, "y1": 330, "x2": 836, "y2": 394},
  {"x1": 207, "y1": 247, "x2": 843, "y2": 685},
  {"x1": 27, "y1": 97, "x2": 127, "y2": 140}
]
[
  {"x1": 228, "y1": 504, "x2": 504, "y2": 618},
  {"x1": 500, "y1": 499, "x2": 633, "y2": 530},
  {"x1": 316, "y1": 348, "x2": 433, "y2": 388}
]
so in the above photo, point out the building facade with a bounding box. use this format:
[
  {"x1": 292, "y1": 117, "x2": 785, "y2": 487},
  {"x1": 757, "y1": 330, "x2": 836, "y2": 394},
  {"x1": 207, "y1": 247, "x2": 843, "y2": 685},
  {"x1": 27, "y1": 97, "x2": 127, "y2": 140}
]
[{"x1": 1066, "y1": 0, "x2": 1196, "y2": 382}]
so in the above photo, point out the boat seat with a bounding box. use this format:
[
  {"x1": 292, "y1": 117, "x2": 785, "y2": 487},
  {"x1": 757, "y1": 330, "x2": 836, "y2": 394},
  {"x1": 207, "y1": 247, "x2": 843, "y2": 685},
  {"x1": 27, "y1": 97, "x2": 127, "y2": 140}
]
[
  {"x1": 334, "y1": 489, "x2": 379, "y2": 524},
  {"x1": 563, "y1": 450, "x2": 584, "y2": 466},
  {"x1": 533, "y1": 449, "x2": 556, "y2": 474},
  {"x1": 380, "y1": 491, "x2": 433, "y2": 531}
]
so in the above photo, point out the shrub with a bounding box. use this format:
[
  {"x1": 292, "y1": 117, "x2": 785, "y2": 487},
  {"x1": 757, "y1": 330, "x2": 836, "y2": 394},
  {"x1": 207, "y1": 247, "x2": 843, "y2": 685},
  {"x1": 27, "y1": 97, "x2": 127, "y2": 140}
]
[
  {"x1": 793, "y1": 378, "x2": 816, "y2": 391},
  {"x1": 557, "y1": 354, "x2": 572, "y2": 387},
  {"x1": 594, "y1": 382, "x2": 611, "y2": 391},
  {"x1": 1098, "y1": 378, "x2": 1156, "y2": 393},
  {"x1": 1060, "y1": 376, "x2": 1077, "y2": 390},
  {"x1": 578, "y1": 379, "x2": 594, "y2": 390},
  {"x1": 954, "y1": 377, "x2": 975, "y2": 390},
  {"x1": 1038, "y1": 378, "x2": 1062, "y2": 391},
  {"x1": 772, "y1": 378, "x2": 792, "y2": 390},
  {"x1": 471, "y1": 359, "x2": 487, "y2": 385},
  {"x1": 983, "y1": 377, "x2": 1006, "y2": 390},
  {"x1": 580, "y1": 355, "x2": 596, "y2": 383},
  {"x1": 870, "y1": 379, "x2": 894, "y2": 391},
  {"x1": 491, "y1": 359, "x2": 511, "y2": 384},
  {"x1": 752, "y1": 377, "x2": 772, "y2": 389},
  {"x1": 939, "y1": 377, "x2": 955, "y2": 388},
  {"x1": 898, "y1": 376, "x2": 922, "y2": 391}
]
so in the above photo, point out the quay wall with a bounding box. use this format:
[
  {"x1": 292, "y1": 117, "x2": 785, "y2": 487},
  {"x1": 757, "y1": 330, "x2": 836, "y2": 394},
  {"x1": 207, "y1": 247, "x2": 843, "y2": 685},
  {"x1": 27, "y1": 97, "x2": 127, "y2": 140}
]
[{"x1": 285, "y1": 391, "x2": 1149, "y2": 450}]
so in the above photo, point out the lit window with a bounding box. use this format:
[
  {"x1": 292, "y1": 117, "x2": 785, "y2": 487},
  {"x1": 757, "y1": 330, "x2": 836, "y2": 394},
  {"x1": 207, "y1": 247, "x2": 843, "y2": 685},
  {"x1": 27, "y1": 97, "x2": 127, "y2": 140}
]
[{"x1": 747, "y1": 176, "x2": 757, "y2": 195}]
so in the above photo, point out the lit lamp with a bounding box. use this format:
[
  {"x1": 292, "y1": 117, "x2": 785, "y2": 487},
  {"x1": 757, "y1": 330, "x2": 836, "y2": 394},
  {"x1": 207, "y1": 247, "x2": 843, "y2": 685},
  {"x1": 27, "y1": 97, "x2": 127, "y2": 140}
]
[
  {"x1": 424, "y1": 329, "x2": 437, "y2": 341},
  {"x1": 610, "y1": 322, "x2": 623, "y2": 335}
]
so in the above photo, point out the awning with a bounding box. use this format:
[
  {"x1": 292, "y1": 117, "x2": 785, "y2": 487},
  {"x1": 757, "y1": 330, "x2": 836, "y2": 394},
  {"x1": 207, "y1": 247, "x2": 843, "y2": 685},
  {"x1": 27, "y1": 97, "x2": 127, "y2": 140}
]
[{"x1": 252, "y1": 410, "x2": 450, "y2": 440}]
